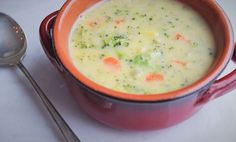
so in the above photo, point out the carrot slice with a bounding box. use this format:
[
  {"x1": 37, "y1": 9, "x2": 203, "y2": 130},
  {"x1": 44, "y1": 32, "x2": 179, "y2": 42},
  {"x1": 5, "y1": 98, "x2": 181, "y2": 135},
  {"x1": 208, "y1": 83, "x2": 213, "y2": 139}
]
[
  {"x1": 88, "y1": 18, "x2": 104, "y2": 28},
  {"x1": 146, "y1": 73, "x2": 164, "y2": 82},
  {"x1": 88, "y1": 21, "x2": 98, "y2": 28},
  {"x1": 175, "y1": 33, "x2": 191, "y2": 43},
  {"x1": 115, "y1": 18, "x2": 125, "y2": 25},
  {"x1": 103, "y1": 57, "x2": 121, "y2": 70},
  {"x1": 176, "y1": 34, "x2": 184, "y2": 40},
  {"x1": 172, "y1": 60, "x2": 187, "y2": 67}
]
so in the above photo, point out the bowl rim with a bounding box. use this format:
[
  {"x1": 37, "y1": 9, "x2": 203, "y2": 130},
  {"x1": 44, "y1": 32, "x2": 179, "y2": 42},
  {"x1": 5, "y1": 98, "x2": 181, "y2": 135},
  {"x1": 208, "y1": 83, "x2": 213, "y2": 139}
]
[{"x1": 53, "y1": 0, "x2": 234, "y2": 102}]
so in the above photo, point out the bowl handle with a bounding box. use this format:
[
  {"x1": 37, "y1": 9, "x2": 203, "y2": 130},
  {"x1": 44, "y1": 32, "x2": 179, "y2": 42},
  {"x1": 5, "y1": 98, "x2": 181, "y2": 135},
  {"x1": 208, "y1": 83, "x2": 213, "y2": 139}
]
[
  {"x1": 196, "y1": 44, "x2": 236, "y2": 105},
  {"x1": 39, "y1": 11, "x2": 64, "y2": 72}
]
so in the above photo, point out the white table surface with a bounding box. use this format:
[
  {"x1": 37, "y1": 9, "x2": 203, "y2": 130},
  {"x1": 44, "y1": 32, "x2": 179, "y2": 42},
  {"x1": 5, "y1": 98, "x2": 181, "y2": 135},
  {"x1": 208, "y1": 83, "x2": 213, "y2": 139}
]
[{"x1": 0, "y1": 0, "x2": 236, "y2": 142}]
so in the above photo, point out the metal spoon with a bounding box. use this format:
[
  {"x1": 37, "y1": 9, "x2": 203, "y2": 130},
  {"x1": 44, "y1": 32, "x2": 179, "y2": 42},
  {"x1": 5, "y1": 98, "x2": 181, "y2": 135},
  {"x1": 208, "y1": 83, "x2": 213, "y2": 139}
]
[{"x1": 0, "y1": 12, "x2": 80, "y2": 142}]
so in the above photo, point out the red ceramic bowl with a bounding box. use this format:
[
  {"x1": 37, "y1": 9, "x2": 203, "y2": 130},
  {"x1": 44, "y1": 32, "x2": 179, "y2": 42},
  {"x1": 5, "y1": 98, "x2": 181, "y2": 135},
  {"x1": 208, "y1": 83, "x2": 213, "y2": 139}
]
[{"x1": 40, "y1": 0, "x2": 236, "y2": 130}]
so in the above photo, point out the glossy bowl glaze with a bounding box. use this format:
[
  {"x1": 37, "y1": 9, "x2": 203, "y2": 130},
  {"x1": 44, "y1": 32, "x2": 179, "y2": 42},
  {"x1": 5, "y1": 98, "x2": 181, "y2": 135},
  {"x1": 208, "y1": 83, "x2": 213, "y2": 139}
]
[{"x1": 40, "y1": 0, "x2": 236, "y2": 130}]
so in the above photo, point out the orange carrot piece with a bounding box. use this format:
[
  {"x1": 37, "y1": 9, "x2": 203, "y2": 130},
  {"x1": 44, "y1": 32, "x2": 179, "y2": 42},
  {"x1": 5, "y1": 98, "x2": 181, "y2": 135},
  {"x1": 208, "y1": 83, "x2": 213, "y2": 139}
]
[
  {"x1": 176, "y1": 34, "x2": 184, "y2": 40},
  {"x1": 175, "y1": 33, "x2": 191, "y2": 43},
  {"x1": 115, "y1": 18, "x2": 125, "y2": 25},
  {"x1": 88, "y1": 21, "x2": 98, "y2": 28},
  {"x1": 172, "y1": 60, "x2": 187, "y2": 67},
  {"x1": 87, "y1": 18, "x2": 104, "y2": 28},
  {"x1": 103, "y1": 57, "x2": 121, "y2": 70},
  {"x1": 146, "y1": 73, "x2": 164, "y2": 82}
]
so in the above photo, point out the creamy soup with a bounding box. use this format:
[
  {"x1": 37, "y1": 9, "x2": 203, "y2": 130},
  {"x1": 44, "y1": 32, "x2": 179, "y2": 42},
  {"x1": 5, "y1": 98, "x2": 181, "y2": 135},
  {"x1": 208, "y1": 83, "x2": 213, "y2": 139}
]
[{"x1": 69, "y1": 0, "x2": 216, "y2": 94}]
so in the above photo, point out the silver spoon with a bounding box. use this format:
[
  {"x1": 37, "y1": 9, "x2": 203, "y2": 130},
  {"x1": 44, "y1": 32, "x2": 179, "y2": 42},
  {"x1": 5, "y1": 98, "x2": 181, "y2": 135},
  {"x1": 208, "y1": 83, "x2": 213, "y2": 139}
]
[{"x1": 0, "y1": 12, "x2": 80, "y2": 142}]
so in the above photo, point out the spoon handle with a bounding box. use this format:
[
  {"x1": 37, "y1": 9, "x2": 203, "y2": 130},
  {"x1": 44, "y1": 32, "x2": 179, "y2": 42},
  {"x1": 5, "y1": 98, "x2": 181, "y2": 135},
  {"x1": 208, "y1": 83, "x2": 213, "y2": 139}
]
[{"x1": 17, "y1": 62, "x2": 80, "y2": 142}]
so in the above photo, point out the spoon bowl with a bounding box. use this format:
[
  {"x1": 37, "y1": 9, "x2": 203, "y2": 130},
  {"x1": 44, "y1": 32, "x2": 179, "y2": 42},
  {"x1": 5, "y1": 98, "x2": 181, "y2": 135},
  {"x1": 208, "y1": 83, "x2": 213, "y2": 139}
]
[{"x1": 0, "y1": 12, "x2": 26, "y2": 65}]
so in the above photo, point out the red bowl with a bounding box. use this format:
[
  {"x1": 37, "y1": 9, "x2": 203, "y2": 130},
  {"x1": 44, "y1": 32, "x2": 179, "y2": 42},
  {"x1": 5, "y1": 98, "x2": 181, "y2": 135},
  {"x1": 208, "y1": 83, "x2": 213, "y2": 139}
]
[{"x1": 40, "y1": 0, "x2": 236, "y2": 130}]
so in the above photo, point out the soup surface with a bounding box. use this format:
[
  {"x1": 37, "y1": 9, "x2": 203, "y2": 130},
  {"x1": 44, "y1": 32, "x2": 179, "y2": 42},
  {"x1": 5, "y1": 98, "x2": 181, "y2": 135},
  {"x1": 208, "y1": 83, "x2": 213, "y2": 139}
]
[{"x1": 69, "y1": 0, "x2": 216, "y2": 94}]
